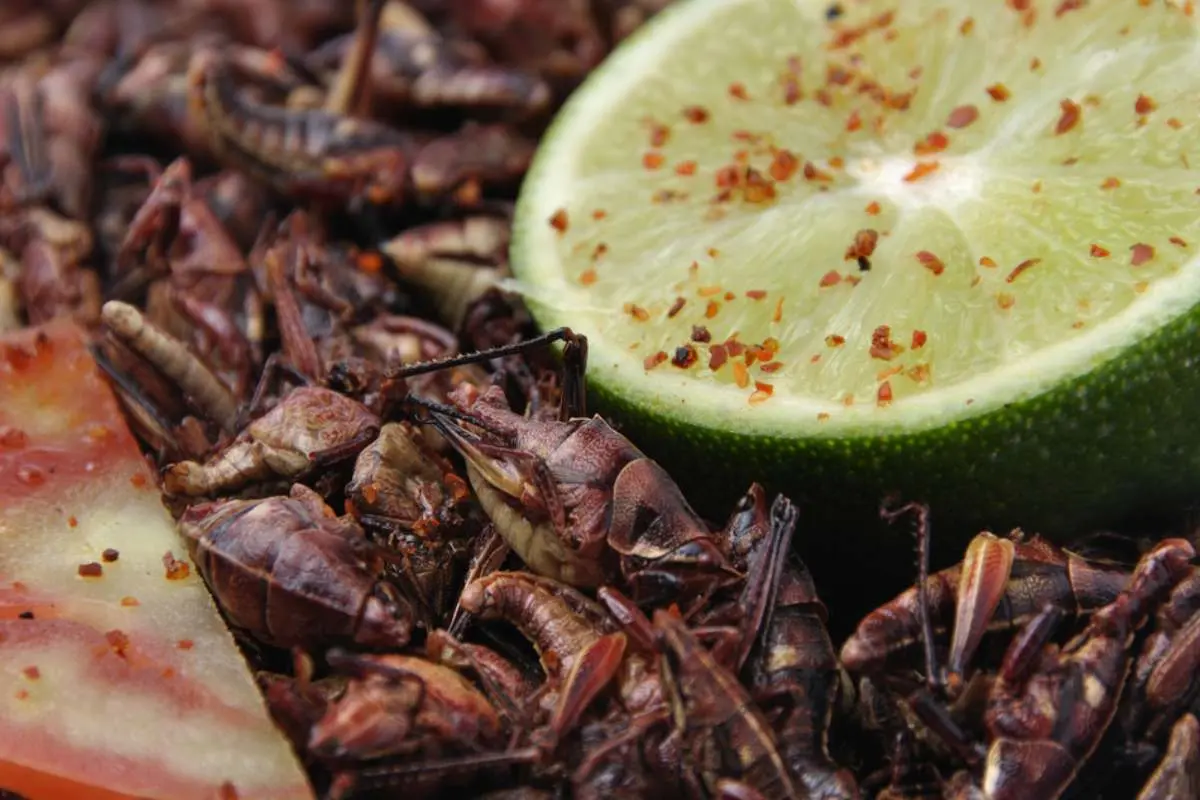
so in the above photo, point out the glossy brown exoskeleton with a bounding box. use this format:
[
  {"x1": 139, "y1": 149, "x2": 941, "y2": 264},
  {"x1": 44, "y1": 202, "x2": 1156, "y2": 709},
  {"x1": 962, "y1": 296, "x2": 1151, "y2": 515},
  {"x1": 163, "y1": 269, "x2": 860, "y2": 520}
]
[{"x1": 179, "y1": 483, "x2": 415, "y2": 650}]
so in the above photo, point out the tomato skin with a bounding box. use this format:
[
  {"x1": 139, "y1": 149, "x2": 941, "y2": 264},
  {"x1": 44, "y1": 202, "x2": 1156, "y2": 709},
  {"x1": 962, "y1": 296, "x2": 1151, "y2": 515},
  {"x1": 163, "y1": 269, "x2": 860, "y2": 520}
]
[{"x1": 0, "y1": 321, "x2": 313, "y2": 800}]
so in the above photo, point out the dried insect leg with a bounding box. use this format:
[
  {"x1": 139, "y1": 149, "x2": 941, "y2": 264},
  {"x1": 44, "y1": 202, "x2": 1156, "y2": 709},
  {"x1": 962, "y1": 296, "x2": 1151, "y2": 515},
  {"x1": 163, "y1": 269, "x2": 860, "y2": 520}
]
[
  {"x1": 959, "y1": 539, "x2": 1196, "y2": 800},
  {"x1": 653, "y1": 610, "x2": 799, "y2": 800},
  {"x1": 1123, "y1": 569, "x2": 1200, "y2": 743},
  {"x1": 1137, "y1": 713, "x2": 1200, "y2": 800},
  {"x1": 459, "y1": 571, "x2": 661, "y2": 731},
  {"x1": 840, "y1": 529, "x2": 1129, "y2": 678}
]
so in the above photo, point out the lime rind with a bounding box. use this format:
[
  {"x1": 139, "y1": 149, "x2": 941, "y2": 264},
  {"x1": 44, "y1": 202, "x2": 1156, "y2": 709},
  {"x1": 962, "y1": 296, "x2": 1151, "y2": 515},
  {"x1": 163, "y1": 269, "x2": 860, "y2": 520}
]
[{"x1": 512, "y1": 0, "x2": 1200, "y2": 436}]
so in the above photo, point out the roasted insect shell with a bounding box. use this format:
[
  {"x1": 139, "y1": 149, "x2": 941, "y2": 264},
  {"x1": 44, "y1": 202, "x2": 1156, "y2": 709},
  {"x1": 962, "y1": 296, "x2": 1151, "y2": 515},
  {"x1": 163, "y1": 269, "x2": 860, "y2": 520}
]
[{"x1": 179, "y1": 484, "x2": 413, "y2": 650}]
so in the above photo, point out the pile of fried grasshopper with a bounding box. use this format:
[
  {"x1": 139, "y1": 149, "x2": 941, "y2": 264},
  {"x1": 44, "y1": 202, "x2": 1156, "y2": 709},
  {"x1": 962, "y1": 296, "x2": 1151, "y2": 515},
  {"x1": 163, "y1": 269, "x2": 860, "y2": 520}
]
[{"x1": 2, "y1": 1, "x2": 1198, "y2": 798}]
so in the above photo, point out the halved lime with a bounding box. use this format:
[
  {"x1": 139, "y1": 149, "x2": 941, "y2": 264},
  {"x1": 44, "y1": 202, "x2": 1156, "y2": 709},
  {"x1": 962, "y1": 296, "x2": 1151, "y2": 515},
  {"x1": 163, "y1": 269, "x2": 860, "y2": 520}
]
[{"x1": 510, "y1": 0, "x2": 1200, "y2": 535}]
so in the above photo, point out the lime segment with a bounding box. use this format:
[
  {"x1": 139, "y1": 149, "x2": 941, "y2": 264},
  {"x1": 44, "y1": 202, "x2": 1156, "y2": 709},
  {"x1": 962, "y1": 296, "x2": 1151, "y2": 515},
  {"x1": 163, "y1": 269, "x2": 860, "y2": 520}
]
[{"x1": 513, "y1": 0, "x2": 1200, "y2": 436}]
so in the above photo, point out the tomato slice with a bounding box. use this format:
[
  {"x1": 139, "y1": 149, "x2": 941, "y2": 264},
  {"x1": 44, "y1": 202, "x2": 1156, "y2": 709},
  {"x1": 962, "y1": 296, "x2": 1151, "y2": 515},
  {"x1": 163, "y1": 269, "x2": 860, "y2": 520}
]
[{"x1": 0, "y1": 321, "x2": 314, "y2": 800}]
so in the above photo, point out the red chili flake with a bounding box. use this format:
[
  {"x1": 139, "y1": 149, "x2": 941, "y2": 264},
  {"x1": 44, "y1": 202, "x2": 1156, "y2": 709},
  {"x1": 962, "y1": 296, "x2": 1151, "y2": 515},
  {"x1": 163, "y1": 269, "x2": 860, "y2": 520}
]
[
  {"x1": 579, "y1": 268, "x2": 598, "y2": 286},
  {"x1": 644, "y1": 351, "x2": 668, "y2": 370},
  {"x1": 819, "y1": 270, "x2": 842, "y2": 288},
  {"x1": 683, "y1": 105, "x2": 710, "y2": 123},
  {"x1": 783, "y1": 75, "x2": 803, "y2": 105},
  {"x1": 773, "y1": 297, "x2": 784, "y2": 323},
  {"x1": 105, "y1": 629, "x2": 131, "y2": 658},
  {"x1": 769, "y1": 150, "x2": 800, "y2": 182},
  {"x1": 986, "y1": 83, "x2": 1011, "y2": 102},
  {"x1": 729, "y1": 82, "x2": 749, "y2": 100},
  {"x1": 715, "y1": 165, "x2": 740, "y2": 190},
  {"x1": 708, "y1": 345, "x2": 728, "y2": 370},
  {"x1": 14, "y1": 689, "x2": 28, "y2": 700},
  {"x1": 163, "y1": 552, "x2": 191, "y2": 581},
  {"x1": 1055, "y1": 99, "x2": 1082, "y2": 135},
  {"x1": 121, "y1": 596, "x2": 140, "y2": 607},
  {"x1": 668, "y1": 160, "x2": 697, "y2": 177},
  {"x1": 101, "y1": 548, "x2": 120, "y2": 563},
  {"x1": 549, "y1": 209, "x2": 568, "y2": 233},
  {"x1": 1005, "y1": 258, "x2": 1041, "y2": 283},
  {"x1": 826, "y1": 65, "x2": 853, "y2": 86},
  {"x1": 877, "y1": 365, "x2": 903, "y2": 382},
  {"x1": 130, "y1": 473, "x2": 148, "y2": 489},
  {"x1": 356, "y1": 252, "x2": 383, "y2": 274},
  {"x1": 960, "y1": 17, "x2": 975, "y2": 33},
  {"x1": 219, "y1": 782, "x2": 240, "y2": 800},
  {"x1": 760, "y1": 361, "x2": 784, "y2": 373},
  {"x1": 23, "y1": 666, "x2": 39, "y2": 680},
  {"x1": 915, "y1": 251, "x2": 945, "y2": 275},
  {"x1": 743, "y1": 168, "x2": 777, "y2": 203},
  {"x1": 946, "y1": 105, "x2": 979, "y2": 129},
  {"x1": 803, "y1": 162, "x2": 834, "y2": 182},
  {"x1": 810, "y1": 354, "x2": 821, "y2": 363},
  {"x1": 749, "y1": 382, "x2": 774, "y2": 405},
  {"x1": 1030, "y1": 57, "x2": 1042, "y2": 70},
  {"x1": 903, "y1": 161, "x2": 940, "y2": 182},
  {"x1": 690, "y1": 325, "x2": 712, "y2": 344},
  {"x1": 865, "y1": 201, "x2": 881, "y2": 215},
  {"x1": 623, "y1": 303, "x2": 650, "y2": 321},
  {"x1": 1170, "y1": 236, "x2": 1188, "y2": 248},
  {"x1": 1090, "y1": 244, "x2": 1110, "y2": 258},
  {"x1": 914, "y1": 131, "x2": 949, "y2": 156},
  {"x1": 907, "y1": 363, "x2": 931, "y2": 383},
  {"x1": 1055, "y1": 0, "x2": 1085, "y2": 14},
  {"x1": 0, "y1": 426, "x2": 27, "y2": 449},
  {"x1": 1168, "y1": 118, "x2": 1184, "y2": 130},
  {"x1": 825, "y1": 334, "x2": 846, "y2": 347},
  {"x1": 671, "y1": 345, "x2": 698, "y2": 368},
  {"x1": 1135, "y1": 94, "x2": 1157, "y2": 115},
  {"x1": 996, "y1": 292, "x2": 1016, "y2": 310},
  {"x1": 17, "y1": 466, "x2": 45, "y2": 487},
  {"x1": 667, "y1": 297, "x2": 687, "y2": 318},
  {"x1": 1101, "y1": 177, "x2": 1121, "y2": 189},
  {"x1": 726, "y1": 339, "x2": 746, "y2": 357},
  {"x1": 977, "y1": 256, "x2": 996, "y2": 268},
  {"x1": 78, "y1": 562, "x2": 103, "y2": 577},
  {"x1": 877, "y1": 381, "x2": 894, "y2": 407},
  {"x1": 724, "y1": 291, "x2": 736, "y2": 301},
  {"x1": 592, "y1": 209, "x2": 607, "y2": 220},
  {"x1": 732, "y1": 361, "x2": 750, "y2": 388},
  {"x1": 870, "y1": 325, "x2": 903, "y2": 360},
  {"x1": 845, "y1": 229, "x2": 879, "y2": 262},
  {"x1": 884, "y1": 91, "x2": 914, "y2": 111},
  {"x1": 67, "y1": 515, "x2": 78, "y2": 528},
  {"x1": 1130, "y1": 243, "x2": 1155, "y2": 266},
  {"x1": 846, "y1": 110, "x2": 863, "y2": 132},
  {"x1": 911, "y1": 330, "x2": 927, "y2": 349},
  {"x1": 745, "y1": 290, "x2": 767, "y2": 300},
  {"x1": 591, "y1": 243, "x2": 608, "y2": 261},
  {"x1": 703, "y1": 300, "x2": 721, "y2": 319},
  {"x1": 643, "y1": 151, "x2": 665, "y2": 170}
]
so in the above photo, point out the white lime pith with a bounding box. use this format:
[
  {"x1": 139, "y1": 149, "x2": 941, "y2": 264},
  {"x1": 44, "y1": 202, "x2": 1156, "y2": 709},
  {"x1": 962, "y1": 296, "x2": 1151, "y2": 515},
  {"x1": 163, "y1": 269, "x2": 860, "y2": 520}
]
[{"x1": 512, "y1": 0, "x2": 1200, "y2": 438}]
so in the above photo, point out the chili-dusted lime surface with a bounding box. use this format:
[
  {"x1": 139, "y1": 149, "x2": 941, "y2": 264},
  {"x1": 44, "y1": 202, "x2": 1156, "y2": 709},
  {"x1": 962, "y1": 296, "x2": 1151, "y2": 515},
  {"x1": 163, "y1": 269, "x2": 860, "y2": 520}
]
[{"x1": 511, "y1": 0, "x2": 1200, "y2": 534}]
